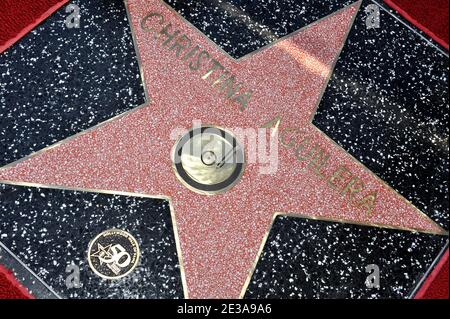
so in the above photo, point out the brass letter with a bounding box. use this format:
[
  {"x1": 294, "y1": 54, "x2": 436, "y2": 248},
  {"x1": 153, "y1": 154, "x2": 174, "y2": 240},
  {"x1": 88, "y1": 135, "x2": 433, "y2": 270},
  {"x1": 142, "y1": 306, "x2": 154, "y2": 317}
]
[
  {"x1": 183, "y1": 45, "x2": 200, "y2": 61},
  {"x1": 169, "y1": 35, "x2": 192, "y2": 57},
  {"x1": 355, "y1": 191, "x2": 377, "y2": 215},
  {"x1": 328, "y1": 166, "x2": 351, "y2": 190},
  {"x1": 202, "y1": 59, "x2": 225, "y2": 80},
  {"x1": 280, "y1": 128, "x2": 300, "y2": 149},
  {"x1": 308, "y1": 147, "x2": 330, "y2": 179},
  {"x1": 141, "y1": 12, "x2": 164, "y2": 33},
  {"x1": 218, "y1": 76, "x2": 240, "y2": 99},
  {"x1": 159, "y1": 23, "x2": 180, "y2": 46},
  {"x1": 295, "y1": 137, "x2": 313, "y2": 161},
  {"x1": 233, "y1": 90, "x2": 253, "y2": 111},
  {"x1": 341, "y1": 177, "x2": 365, "y2": 201},
  {"x1": 189, "y1": 50, "x2": 210, "y2": 71}
]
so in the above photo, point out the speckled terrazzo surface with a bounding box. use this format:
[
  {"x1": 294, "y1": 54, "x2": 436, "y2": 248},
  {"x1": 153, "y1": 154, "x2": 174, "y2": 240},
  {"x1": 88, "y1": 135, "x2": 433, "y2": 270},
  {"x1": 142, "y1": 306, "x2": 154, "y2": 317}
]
[
  {"x1": 0, "y1": 183, "x2": 184, "y2": 299},
  {"x1": 164, "y1": 0, "x2": 356, "y2": 59},
  {"x1": 0, "y1": 241, "x2": 59, "y2": 298},
  {"x1": 0, "y1": 0, "x2": 146, "y2": 167},
  {"x1": 0, "y1": 0, "x2": 448, "y2": 299},
  {"x1": 313, "y1": 0, "x2": 449, "y2": 230},
  {"x1": 244, "y1": 216, "x2": 447, "y2": 299}
]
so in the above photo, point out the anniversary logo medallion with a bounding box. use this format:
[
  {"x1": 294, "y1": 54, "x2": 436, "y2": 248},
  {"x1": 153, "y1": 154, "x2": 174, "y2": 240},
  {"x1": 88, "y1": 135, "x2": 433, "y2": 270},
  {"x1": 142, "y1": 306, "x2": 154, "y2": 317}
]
[
  {"x1": 88, "y1": 229, "x2": 140, "y2": 280},
  {"x1": 0, "y1": 0, "x2": 447, "y2": 299}
]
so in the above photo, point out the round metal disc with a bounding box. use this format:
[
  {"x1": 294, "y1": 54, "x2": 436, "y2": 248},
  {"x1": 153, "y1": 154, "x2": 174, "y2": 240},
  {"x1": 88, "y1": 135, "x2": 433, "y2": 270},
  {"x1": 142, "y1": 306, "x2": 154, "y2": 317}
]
[
  {"x1": 172, "y1": 126, "x2": 245, "y2": 195},
  {"x1": 87, "y1": 229, "x2": 140, "y2": 280}
]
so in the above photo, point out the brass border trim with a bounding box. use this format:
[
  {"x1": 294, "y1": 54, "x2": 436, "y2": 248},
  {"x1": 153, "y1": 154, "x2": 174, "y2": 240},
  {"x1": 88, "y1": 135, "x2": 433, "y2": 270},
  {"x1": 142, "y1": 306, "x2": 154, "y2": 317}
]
[
  {"x1": 0, "y1": 0, "x2": 447, "y2": 299},
  {"x1": 157, "y1": 0, "x2": 363, "y2": 62},
  {"x1": 407, "y1": 240, "x2": 449, "y2": 298},
  {"x1": 239, "y1": 212, "x2": 448, "y2": 298},
  {"x1": 0, "y1": 241, "x2": 62, "y2": 299},
  {"x1": 0, "y1": 0, "x2": 150, "y2": 172},
  {"x1": 0, "y1": 180, "x2": 189, "y2": 299}
]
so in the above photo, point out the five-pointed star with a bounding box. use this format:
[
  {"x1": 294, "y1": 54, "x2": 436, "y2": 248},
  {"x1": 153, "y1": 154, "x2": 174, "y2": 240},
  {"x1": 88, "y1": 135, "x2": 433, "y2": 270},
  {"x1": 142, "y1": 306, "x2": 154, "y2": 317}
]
[
  {"x1": 91, "y1": 244, "x2": 113, "y2": 265},
  {"x1": 0, "y1": 0, "x2": 445, "y2": 298}
]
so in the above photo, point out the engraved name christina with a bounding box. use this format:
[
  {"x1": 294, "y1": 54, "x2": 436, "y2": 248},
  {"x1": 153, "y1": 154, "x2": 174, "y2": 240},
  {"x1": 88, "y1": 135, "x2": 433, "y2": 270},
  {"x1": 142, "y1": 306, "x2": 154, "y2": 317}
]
[
  {"x1": 141, "y1": 12, "x2": 253, "y2": 111},
  {"x1": 140, "y1": 11, "x2": 378, "y2": 214}
]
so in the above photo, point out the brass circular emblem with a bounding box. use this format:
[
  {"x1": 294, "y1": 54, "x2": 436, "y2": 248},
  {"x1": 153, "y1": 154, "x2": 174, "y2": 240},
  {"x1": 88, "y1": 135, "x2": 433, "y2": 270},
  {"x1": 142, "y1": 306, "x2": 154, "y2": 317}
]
[
  {"x1": 87, "y1": 229, "x2": 140, "y2": 280},
  {"x1": 172, "y1": 126, "x2": 245, "y2": 195}
]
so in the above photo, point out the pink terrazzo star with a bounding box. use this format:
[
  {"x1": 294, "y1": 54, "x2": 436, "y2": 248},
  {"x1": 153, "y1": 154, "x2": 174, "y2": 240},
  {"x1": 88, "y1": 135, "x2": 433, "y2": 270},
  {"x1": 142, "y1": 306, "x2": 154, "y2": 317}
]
[{"x1": 0, "y1": 0, "x2": 445, "y2": 298}]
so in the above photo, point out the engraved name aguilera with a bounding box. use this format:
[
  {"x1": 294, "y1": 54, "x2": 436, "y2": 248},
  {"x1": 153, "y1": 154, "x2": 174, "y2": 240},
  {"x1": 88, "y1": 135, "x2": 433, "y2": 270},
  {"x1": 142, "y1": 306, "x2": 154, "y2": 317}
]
[{"x1": 140, "y1": 11, "x2": 379, "y2": 214}]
